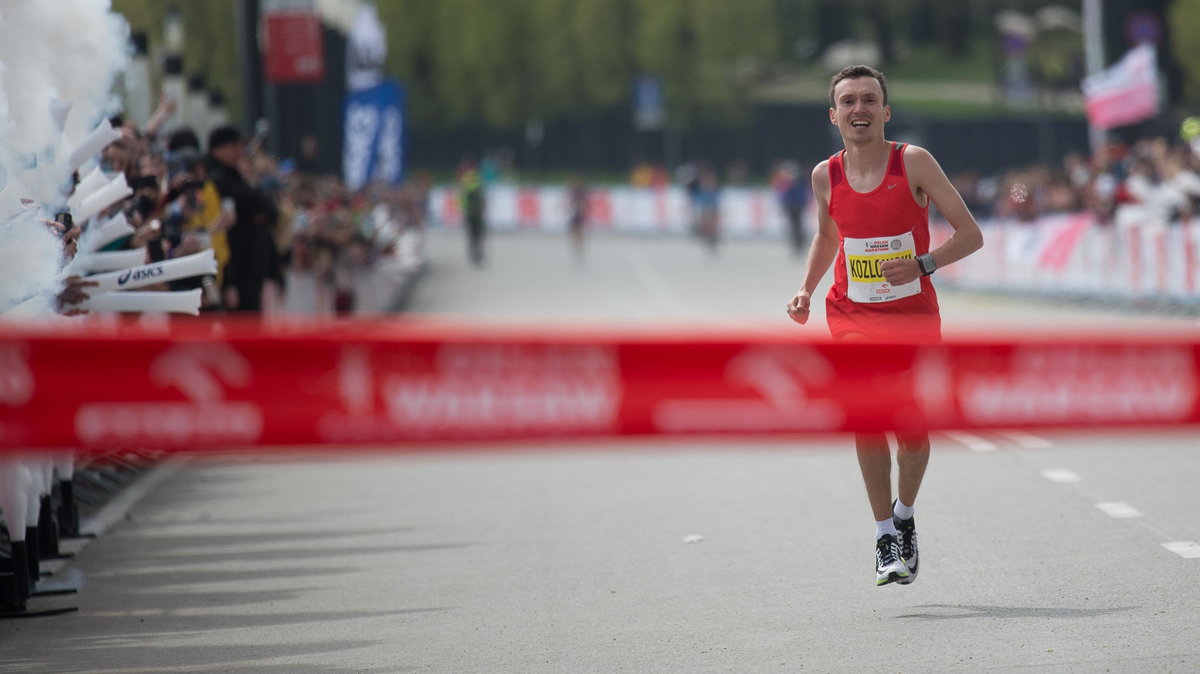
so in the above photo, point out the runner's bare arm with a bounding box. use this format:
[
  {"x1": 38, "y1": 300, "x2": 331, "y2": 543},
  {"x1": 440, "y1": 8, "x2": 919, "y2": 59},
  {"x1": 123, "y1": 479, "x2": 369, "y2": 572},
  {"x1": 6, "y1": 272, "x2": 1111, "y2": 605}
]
[
  {"x1": 911, "y1": 145, "x2": 983, "y2": 265},
  {"x1": 880, "y1": 146, "x2": 983, "y2": 285},
  {"x1": 787, "y1": 161, "x2": 840, "y2": 325}
]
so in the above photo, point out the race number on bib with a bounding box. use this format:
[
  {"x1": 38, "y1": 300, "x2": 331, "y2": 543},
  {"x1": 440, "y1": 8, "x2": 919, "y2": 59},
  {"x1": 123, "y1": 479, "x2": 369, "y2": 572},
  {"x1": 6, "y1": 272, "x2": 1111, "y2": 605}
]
[{"x1": 844, "y1": 232, "x2": 920, "y2": 303}]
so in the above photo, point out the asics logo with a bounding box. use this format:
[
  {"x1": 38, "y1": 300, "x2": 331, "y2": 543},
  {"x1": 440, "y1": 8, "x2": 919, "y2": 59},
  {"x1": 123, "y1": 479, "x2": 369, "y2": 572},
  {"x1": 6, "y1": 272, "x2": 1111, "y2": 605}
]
[{"x1": 117, "y1": 266, "x2": 164, "y2": 285}]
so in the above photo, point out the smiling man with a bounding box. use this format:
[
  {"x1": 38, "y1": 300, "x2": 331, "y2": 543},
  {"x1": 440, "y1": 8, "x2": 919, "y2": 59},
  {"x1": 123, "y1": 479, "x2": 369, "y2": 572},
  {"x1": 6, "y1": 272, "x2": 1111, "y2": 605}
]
[{"x1": 786, "y1": 65, "x2": 983, "y2": 586}]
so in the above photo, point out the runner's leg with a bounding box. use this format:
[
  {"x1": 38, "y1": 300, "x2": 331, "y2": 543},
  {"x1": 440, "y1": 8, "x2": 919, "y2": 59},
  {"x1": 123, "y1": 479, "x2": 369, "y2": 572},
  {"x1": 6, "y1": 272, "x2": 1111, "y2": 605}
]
[
  {"x1": 858, "y1": 432, "x2": 910, "y2": 585},
  {"x1": 855, "y1": 432, "x2": 893, "y2": 522},
  {"x1": 895, "y1": 432, "x2": 930, "y2": 508},
  {"x1": 894, "y1": 432, "x2": 928, "y2": 583}
]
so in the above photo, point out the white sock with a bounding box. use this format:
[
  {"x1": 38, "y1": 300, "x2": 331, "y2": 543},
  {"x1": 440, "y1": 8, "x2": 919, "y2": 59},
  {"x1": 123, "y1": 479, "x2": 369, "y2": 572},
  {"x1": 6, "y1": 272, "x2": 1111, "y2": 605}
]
[
  {"x1": 893, "y1": 499, "x2": 915, "y2": 521},
  {"x1": 875, "y1": 518, "x2": 899, "y2": 539}
]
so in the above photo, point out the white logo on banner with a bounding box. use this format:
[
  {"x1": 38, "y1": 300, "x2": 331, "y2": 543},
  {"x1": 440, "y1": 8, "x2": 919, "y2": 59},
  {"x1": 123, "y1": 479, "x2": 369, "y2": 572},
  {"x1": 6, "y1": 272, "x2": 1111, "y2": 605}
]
[
  {"x1": 320, "y1": 344, "x2": 621, "y2": 442},
  {"x1": 150, "y1": 343, "x2": 251, "y2": 402},
  {"x1": 338, "y1": 345, "x2": 374, "y2": 416},
  {"x1": 344, "y1": 103, "x2": 380, "y2": 191},
  {"x1": 959, "y1": 345, "x2": 1195, "y2": 425},
  {"x1": 913, "y1": 347, "x2": 954, "y2": 426},
  {"x1": 75, "y1": 344, "x2": 262, "y2": 447},
  {"x1": 376, "y1": 107, "x2": 403, "y2": 184},
  {"x1": 386, "y1": 345, "x2": 620, "y2": 433},
  {"x1": 654, "y1": 346, "x2": 844, "y2": 432},
  {"x1": 0, "y1": 345, "x2": 33, "y2": 407}
]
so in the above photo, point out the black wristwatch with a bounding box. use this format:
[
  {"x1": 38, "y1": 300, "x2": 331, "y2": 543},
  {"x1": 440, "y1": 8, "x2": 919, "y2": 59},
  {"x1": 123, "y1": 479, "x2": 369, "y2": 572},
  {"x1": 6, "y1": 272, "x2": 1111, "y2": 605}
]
[{"x1": 916, "y1": 253, "x2": 937, "y2": 276}]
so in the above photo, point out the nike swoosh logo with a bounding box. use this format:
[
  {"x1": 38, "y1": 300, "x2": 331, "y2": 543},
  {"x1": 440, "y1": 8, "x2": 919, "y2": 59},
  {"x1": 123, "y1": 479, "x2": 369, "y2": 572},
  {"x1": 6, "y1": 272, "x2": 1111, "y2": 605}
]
[{"x1": 887, "y1": 183, "x2": 898, "y2": 189}]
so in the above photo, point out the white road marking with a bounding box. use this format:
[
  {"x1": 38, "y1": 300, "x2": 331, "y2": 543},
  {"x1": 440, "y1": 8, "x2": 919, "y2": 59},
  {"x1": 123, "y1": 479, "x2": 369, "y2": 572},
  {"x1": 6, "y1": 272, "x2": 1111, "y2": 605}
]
[
  {"x1": 81, "y1": 455, "x2": 191, "y2": 536},
  {"x1": 1162, "y1": 541, "x2": 1200, "y2": 559},
  {"x1": 1041, "y1": 469, "x2": 1081, "y2": 483},
  {"x1": 1095, "y1": 502, "x2": 1143, "y2": 518},
  {"x1": 941, "y1": 430, "x2": 998, "y2": 452},
  {"x1": 998, "y1": 429, "x2": 1054, "y2": 449}
]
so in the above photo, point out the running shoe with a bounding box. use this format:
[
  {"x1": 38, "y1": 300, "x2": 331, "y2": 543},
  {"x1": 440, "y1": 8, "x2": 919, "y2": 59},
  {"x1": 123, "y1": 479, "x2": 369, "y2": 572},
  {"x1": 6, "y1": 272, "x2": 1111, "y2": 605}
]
[
  {"x1": 894, "y1": 509, "x2": 918, "y2": 585},
  {"x1": 875, "y1": 533, "x2": 909, "y2": 586}
]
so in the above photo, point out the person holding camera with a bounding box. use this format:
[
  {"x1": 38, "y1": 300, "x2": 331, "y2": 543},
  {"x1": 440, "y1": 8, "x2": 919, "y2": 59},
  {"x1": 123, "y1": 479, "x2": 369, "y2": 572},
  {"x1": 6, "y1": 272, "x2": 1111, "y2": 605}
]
[
  {"x1": 206, "y1": 125, "x2": 280, "y2": 313},
  {"x1": 163, "y1": 129, "x2": 233, "y2": 309}
]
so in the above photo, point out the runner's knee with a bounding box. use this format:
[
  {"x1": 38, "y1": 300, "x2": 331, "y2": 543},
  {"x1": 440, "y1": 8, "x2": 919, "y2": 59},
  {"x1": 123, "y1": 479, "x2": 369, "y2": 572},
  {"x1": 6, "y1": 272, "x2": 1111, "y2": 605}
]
[
  {"x1": 896, "y1": 433, "x2": 930, "y2": 454},
  {"x1": 855, "y1": 432, "x2": 889, "y2": 452}
]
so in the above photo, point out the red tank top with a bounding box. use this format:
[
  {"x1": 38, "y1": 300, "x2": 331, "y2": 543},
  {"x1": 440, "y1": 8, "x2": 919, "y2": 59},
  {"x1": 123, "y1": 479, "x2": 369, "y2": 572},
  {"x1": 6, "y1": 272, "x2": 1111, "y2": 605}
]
[{"x1": 825, "y1": 142, "x2": 941, "y2": 342}]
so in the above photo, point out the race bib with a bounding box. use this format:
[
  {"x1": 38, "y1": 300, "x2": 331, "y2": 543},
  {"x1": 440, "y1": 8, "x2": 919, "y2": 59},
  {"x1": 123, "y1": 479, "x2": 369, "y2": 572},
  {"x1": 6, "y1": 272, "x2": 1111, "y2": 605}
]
[{"x1": 844, "y1": 232, "x2": 920, "y2": 303}]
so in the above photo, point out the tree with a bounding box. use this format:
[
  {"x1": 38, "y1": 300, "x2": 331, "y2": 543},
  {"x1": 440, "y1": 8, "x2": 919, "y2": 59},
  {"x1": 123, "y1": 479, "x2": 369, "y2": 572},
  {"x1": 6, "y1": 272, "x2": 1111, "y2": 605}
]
[
  {"x1": 378, "y1": 0, "x2": 441, "y2": 128},
  {"x1": 632, "y1": 1, "x2": 695, "y2": 127},
  {"x1": 1169, "y1": 0, "x2": 1200, "y2": 105},
  {"x1": 427, "y1": 0, "x2": 532, "y2": 128},
  {"x1": 525, "y1": 0, "x2": 585, "y2": 120},
  {"x1": 111, "y1": 0, "x2": 240, "y2": 123},
  {"x1": 569, "y1": 0, "x2": 636, "y2": 111},
  {"x1": 633, "y1": 0, "x2": 780, "y2": 129}
]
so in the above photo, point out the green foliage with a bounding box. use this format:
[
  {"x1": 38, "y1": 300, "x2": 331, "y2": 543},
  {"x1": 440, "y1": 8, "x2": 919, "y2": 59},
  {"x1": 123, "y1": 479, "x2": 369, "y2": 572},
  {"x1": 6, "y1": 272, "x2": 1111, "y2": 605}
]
[
  {"x1": 632, "y1": 1, "x2": 693, "y2": 125},
  {"x1": 1029, "y1": 27, "x2": 1083, "y2": 91},
  {"x1": 378, "y1": 0, "x2": 441, "y2": 128},
  {"x1": 885, "y1": 41, "x2": 993, "y2": 81},
  {"x1": 382, "y1": 0, "x2": 639, "y2": 129},
  {"x1": 107, "y1": 0, "x2": 1038, "y2": 133},
  {"x1": 1169, "y1": 0, "x2": 1200, "y2": 104},
  {"x1": 526, "y1": 0, "x2": 584, "y2": 120},
  {"x1": 687, "y1": 0, "x2": 780, "y2": 123},
  {"x1": 110, "y1": 0, "x2": 240, "y2": 122},
  {"x1": 391, "y1": 0, "x2": 784, "y2": 131},
  {"x1": 571, "y1": 0, "x2": 635, "y2": 109},
  {"x1": 526, "y1": 0, "x2": 637, "y2": 118},
  {"x1": 633, "y1": 0, "x2": 780, "y2": 128},
  {"x1": 423, "y1": 0, "x2": 530, "y2": 128}
]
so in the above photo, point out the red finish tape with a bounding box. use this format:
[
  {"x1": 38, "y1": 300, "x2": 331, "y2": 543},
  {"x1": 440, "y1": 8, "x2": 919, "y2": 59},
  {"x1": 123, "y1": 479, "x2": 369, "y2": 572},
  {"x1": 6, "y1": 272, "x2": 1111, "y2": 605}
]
[{"x1": 1, "y1": 319, "x2": 1196, "y2": 451}]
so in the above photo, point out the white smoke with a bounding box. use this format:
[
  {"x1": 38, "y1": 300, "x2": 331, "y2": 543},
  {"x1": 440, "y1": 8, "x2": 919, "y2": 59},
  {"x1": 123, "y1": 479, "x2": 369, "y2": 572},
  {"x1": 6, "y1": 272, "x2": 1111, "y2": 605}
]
[
  {"x1": 0, "y1": 215, "x2": 61, "y2": 315},
  {"x1": 0, "y1": 0, "x2": 131, "y2": 316},
  {"x1": 0, "y1": 0, "x2": 130, "y2": 158}
]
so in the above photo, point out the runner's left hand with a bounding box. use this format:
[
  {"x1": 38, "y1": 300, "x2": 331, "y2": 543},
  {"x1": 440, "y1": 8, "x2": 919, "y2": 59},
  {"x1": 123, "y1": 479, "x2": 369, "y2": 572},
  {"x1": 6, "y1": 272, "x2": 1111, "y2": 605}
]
[{"x1": 880, "y1": 258, "x2": 921, "y2": 286}]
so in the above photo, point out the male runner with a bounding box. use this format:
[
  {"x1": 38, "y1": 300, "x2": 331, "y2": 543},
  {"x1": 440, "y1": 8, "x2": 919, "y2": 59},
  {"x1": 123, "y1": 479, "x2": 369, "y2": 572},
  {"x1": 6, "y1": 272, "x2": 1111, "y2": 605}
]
[{"x1": 786, "y1": 65, "x2": 983, "y2": 586}]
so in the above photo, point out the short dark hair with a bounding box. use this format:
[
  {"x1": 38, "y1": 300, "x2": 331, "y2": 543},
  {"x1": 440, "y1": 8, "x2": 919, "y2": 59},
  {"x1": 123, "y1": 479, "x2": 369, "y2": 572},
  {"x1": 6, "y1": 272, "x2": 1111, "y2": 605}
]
[
  {"x1": 167, "y1": 128, "x2": 201, "y2": 153},
  {"x1": 829, "y1": 65, "x2": 888, "y2": 108},
  {"x1": 207, "y1": 125, "x2": 243, "y2": 152}
]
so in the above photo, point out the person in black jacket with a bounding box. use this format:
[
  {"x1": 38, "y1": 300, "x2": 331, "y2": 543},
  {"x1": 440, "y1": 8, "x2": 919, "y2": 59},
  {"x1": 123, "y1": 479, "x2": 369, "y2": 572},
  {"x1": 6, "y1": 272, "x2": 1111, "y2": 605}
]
[{"x1": 206, "y1": 126, "x2": 279, "y2": 312}]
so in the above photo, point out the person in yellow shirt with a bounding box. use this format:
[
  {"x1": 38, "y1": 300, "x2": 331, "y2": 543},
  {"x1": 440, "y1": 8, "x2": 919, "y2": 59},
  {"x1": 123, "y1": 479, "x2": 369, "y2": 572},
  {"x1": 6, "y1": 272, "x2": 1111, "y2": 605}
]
[
  {"x1": 166, "y1": 130, "x2": 234, "y2": 308},
  {"x1": 457, "y1": 160, "x2": 486, "y2": 267}
]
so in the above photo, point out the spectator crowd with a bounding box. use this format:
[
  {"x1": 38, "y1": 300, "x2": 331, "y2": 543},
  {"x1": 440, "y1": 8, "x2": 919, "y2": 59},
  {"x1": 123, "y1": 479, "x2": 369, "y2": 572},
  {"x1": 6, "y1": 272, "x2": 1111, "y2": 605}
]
[
  {"x1": 953, "y1": 131, "x2": 1200, "y2": 229},
  {"x1": 47, "y1": 96, "x2": 429, "y2": 319},
  {"x1": 20, "y1": 93, "x2": 1200, "y2": 324}
]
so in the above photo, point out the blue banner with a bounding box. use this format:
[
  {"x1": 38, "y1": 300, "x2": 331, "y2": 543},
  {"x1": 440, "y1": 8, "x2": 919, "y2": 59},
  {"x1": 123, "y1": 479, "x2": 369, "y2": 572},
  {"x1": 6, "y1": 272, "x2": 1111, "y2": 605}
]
[
  {"x1": 633, "y1": 74, "x2": 665, "y2": 131},
  {"x1": 343, "y1": 79, "x2": 406, "y2": 191}
]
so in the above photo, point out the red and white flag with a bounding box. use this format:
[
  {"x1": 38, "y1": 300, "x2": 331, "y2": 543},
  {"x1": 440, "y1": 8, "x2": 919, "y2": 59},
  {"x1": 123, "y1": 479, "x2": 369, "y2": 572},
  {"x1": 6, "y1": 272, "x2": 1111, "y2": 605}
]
[{"x1": 1082, "y1": 44, "x2": 1160, "y2": 130}]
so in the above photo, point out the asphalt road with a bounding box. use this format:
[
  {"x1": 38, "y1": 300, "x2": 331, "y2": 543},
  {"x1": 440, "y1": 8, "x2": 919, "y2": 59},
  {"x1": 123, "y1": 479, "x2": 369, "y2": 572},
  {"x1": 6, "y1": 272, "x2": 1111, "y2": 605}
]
[{"x1": 3, "y1": 230, "x2": 1198, "y2": 673}]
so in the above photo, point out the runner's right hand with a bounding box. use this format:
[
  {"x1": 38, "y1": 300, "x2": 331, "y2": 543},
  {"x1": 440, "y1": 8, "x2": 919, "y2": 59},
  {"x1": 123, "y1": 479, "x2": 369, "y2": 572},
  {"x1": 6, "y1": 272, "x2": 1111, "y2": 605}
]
[{"x1": 786, "y1": 290, "x2": 810, "y2": 325}]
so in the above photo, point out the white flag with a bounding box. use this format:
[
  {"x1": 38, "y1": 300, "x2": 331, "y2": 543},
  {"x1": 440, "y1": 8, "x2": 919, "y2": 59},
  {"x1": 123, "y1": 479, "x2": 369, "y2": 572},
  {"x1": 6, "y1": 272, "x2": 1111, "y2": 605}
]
[{"x1": 1082, "y1": 44, "x2": 1159, "y2": 131}]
